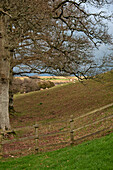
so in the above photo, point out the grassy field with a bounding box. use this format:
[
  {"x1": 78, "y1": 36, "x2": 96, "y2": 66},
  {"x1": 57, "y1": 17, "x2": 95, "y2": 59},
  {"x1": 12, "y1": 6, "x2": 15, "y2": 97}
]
[
  {"x1": 0, "y1": 132, "x2": 113, "y2": 170},
  {"x1": 1, "y1": 70, "x2": 113, "y2": 158},
  {"x1": 12, "y1": 71, "x2": 113, "y2": 127}
]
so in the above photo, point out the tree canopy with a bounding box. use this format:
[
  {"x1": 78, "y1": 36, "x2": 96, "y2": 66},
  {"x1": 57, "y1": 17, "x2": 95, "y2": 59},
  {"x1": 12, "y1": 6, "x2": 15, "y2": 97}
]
[
  {"x1": 0, "y1": 0, "x2": 112, "y2": 130},
  {"x1": 1, "y1": 0, "x2": 112, "y2": 77}
]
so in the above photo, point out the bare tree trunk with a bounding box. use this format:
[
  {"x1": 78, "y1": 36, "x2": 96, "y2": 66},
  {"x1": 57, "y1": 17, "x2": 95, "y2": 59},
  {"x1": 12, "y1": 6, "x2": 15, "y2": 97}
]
[
  {"x1": 0, "y1": 14, "x2": 10, "y2": 130},
  {"x1": 9, "y1": 61, "x2": 15, "y2": 113}
]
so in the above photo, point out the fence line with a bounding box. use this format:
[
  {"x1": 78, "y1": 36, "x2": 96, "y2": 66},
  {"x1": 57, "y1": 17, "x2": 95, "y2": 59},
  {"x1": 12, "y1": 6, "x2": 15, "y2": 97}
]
[
  {"x1": 73, "y1": 102, "x2": 113, "y2": 121},
  {"x1": 74, "y1": 126, "x2": 113, "y2": 144},
  {"x1": 1, "y1": 130, "x2": 69, "y2": 146},
  {"x1": 70, "y1": 115, "x2": 74, "y2": 145},
  {"x1": 5, "y1": 120, "x2": 68, "y2": 134},
  {"x1": 2, "y1": 135, "x2": 36, "y2": 145},
  {"x1": 10, "y1": 125, "x2": 34, "y2": 132},
  {"x1": 4, "y1": 102, "x2": 113, "y2": 133},
  {"x1": 35, "y1": 124, "x2": 39, "y2": 154},
  {"x1": 73, "y1": 114, "x2": 113, "y2": 133},
  {"x1": 0, "y1": 107, "x2": 113, "y2": 158}
]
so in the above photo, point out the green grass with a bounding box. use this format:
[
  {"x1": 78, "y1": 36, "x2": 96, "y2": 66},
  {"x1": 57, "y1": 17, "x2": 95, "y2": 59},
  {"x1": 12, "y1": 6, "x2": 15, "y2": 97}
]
[{"x1": 0, "y1": 132, "x2": 113, "y2": 170}]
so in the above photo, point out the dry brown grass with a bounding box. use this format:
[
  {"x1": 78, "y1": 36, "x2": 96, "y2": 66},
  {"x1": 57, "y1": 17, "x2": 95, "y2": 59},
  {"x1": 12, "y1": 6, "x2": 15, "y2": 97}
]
[
  {"x1": 4, "y1": 71, "x2": 113, "y2": 158},
  {"x1": 12, "y1": 71, "x2": 113, "y2": 128}
]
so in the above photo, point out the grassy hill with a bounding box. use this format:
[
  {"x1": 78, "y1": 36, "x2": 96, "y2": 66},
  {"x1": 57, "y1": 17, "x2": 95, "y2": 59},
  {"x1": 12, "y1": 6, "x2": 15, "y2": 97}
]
[
  {"x1": 0, "y1": 132, "x2": 113, "y2": 170},
  {"x1": 12, "y1": 71, "x2": 113, "y2": 128},
  {"x1": 2, "y1": 70, "x2": 112, "y2": 158}
]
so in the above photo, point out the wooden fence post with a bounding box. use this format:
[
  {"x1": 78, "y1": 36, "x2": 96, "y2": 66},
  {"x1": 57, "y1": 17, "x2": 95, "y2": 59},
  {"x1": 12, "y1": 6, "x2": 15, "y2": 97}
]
[
  {"x1": 34, "y1": 124, "x2": 39, "y2": 154},
  {"x1": 0, "y1": 132, "x2": 3, "y2": 159},
  {"x1": 70, "y1": 115, "x2": 74, "y2": 145}
]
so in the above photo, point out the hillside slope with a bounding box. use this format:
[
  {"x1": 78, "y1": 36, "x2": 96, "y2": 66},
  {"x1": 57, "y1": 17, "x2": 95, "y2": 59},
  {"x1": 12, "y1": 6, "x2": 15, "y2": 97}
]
[
  {"x1": 12, "y1": 71, "x2": 113, "y2": 127},
  {"x1": 1, "y1": 71, "x2": 113, "y2": 158}
]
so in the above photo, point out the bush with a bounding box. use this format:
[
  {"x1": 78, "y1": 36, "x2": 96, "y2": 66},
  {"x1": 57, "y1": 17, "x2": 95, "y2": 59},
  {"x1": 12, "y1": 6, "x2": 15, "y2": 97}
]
[
  {"x1": 45, "y1": 81, "x2": 55, "y2": 88},
  {"x1": 12, "y1": 78, "x2": 40, "y2": 94},
  {"x1": 37, "y1": 81, "x2": 47, "y2": 89},
  {"x1": 12, "y1": 78, "x2": 54, "y2": 94},
  {"x1": 49, "y1": 81, "x2": 55, "y2": 88},
  {"x1": 37, "y1": 81, "x2": 55, "y2": 89}
]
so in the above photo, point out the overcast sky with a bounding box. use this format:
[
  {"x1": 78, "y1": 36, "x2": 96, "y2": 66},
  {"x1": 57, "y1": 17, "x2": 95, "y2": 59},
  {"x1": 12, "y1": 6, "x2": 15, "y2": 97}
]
[{"x1": 92, "y1": 3, "x2": 113, "y2": 68}]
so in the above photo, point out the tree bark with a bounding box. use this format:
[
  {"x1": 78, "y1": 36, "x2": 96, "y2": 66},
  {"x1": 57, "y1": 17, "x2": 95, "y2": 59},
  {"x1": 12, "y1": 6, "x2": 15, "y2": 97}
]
[
  {"x1": 9, "y1": 60, "x2": 15, "y2": 113},
  {"x1": 0, "y1": 14, "x2": 10, "y2": 130}
]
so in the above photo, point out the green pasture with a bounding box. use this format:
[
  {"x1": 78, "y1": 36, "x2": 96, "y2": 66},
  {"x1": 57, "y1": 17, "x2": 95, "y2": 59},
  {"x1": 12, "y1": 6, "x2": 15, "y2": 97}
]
[{"x1": 0, "y1": 132, "x2": 113, "y2": 170}]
